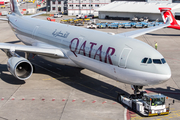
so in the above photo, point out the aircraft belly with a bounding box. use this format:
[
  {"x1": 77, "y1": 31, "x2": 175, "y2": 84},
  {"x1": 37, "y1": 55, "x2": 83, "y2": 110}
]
[
  {"x1": 16, "y1": 34, "x2": 35, "y2": 45},
  {"x1": 115, "y1": 68, "x2": 170, "y2": 86},
  {"x1": 67, "y1": 52, "x2": 169, "y2": 86},
  {"x1": 40, "y1": 56, "x2": 80, "y2": 67},
  {"x1": 68, "y1": 52, "x2": 120, "y2": 81}
]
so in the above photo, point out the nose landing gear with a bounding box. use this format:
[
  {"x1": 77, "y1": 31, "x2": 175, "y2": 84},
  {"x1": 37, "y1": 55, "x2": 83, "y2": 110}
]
[
  {"x1": 117, "y1": 85, "x2": 144, "y2": 103},
  {"x1": 131, "y1": 85, "x2": 143, "y2": 96}
]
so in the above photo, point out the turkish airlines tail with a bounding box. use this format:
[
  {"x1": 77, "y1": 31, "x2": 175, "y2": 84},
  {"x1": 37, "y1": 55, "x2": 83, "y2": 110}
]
[{"x1": 159, "y1": 7, "x2": 180, "y2": 30}]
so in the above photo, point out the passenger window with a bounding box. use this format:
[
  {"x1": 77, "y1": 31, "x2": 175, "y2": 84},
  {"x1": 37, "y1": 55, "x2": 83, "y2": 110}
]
[
  {"x1": 161, "y1": 58, "x2": 166, "y2": 64},
  {"x1": 141, "y1": 58, "x2": 148, "y2": 63},
  {"x1": 153, "y1": 59, "x2": 162, "y2": 64},
  {"x1": 147, "y1": 58, "x2": 152, "y2": 64}
]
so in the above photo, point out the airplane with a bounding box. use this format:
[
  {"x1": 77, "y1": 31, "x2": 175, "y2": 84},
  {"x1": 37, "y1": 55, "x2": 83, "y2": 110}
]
[
  {"x1": 0, "y1": 0, "x2": 171, "y2": 96},
  {"x1": 159, "y1": 7, "x2": 180, "y2": 30}
]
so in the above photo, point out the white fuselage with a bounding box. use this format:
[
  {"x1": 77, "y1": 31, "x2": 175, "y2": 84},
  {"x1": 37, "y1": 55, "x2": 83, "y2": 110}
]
[{"x1": 7, "y1": 14, "x2": 171, "y2": 86}]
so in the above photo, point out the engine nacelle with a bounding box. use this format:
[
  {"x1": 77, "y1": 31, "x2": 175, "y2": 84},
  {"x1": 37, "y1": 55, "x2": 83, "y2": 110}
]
[{"x1": 7, "y1": 57, "x2": 33, "y2": 80}]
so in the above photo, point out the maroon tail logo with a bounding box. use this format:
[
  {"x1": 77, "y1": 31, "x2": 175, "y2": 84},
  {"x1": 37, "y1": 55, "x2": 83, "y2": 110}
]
[{"x1": 10, "y1": 0, "x2": 15, "y2": 12}]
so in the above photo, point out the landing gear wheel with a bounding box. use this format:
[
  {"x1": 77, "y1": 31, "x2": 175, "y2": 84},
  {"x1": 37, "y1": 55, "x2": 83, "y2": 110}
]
[
  {"x1": 117, "y1": 93, "x2": 122, "y2": 103},
  {"x1": 131, "y1": 85, "x2": 143, "y2": 96}
]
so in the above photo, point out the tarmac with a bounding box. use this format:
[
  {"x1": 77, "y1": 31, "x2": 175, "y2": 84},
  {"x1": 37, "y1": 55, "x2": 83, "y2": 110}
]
[{"x1": 0, "y1": 14, "x2": 180, "y2": 120}]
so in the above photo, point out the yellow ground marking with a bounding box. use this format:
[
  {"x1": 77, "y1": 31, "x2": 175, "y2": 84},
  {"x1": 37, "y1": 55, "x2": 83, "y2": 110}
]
[
  {"x1": 115, "y1": 91, "x2": 119, "y2": 93},
  {"x1": 131, "y1": 109, "x2": 180, "y2": 120},
  {"x1": 43, "y1": 77, "x2": 70, "y2": 80},
  {"x1": 42, "y1": 78, "x2": 51, "y2": 80},
  {"x1": 78, "y1": 83, "x2": 116, "y2": 99},
  {"x1": 101, "y1": 86, "x2": 109, "y2": 89},
  {"x1": 33, "y1": 62, "x2": 116, "y2": 101},
  {"x1": 42, "y1": 77, "x2": 115, "y2": 99}
]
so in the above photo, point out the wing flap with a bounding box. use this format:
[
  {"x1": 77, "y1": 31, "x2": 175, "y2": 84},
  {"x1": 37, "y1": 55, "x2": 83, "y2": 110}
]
[
  {"x1": 0, "y1": 43, "x2": 65, "y2": 58},
  {"x1": 117, "y1": 17, "x2": 170, "y2": 38}
]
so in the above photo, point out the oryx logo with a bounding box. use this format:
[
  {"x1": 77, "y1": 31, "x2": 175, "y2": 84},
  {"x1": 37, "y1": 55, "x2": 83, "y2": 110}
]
[{"x1": 10, "y1": 0, "x2": 15, "y2": 12}]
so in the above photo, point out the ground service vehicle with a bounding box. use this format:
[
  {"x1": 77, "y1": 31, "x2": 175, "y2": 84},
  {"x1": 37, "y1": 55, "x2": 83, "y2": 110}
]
[
  {"x1": 87, "y1": 24, "x2": 97, "y2": 29},
  {"x1": 76, "y1": 14, "x2": 84, "y2": 19},
  {"x1": 54, "y1": 13, "x2": 62, "y2": 18},
  {"x1": 1, "y1": 11, "x2": 7, "y2": 15},
  {"x1": 75, "y1": 22, "x2": 84, "y2": 26},
  {"x1": 122, "y1": 22, "x2": 132, "y2": 28},
  {"x1": 117, "y1": 92, "x2": 173, "y2": 116},
  {"x1": 87, "y1": 14, "x2": 94, "y2": 19}
]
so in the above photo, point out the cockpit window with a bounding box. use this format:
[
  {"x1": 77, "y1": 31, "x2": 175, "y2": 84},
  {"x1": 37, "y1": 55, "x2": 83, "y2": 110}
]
[
  {"x1": 141, "y1": 58, "x2": 148, "y2": 63},
  {"x1": 161, "y1": 58, "x2": 166, "y2": 64},
  {"x1": 153, "y1": 59, "x2": 162, "y2": 64},
  {"x1": 147, "y1": 58, "x2": 152, "y2": 64}
]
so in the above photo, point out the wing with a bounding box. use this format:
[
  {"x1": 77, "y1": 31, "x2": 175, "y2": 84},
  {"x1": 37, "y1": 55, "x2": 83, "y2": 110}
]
[
  {"x1": 0, "y1": 43, "x2": 66, "y2": 58},
  {"x1": 29, "y1": 12, "x2": 46, "y2": 17},
  {"x1": 117, "y1": 17, "x2": 170, "y2": 38}
]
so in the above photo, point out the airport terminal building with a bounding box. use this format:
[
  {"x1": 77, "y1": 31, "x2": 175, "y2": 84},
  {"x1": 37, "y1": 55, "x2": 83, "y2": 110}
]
[
  {"x1": 46, "y1": 0, "x2": 68, "y2": 14},
  {"x1": 46, "y1": 0, "x2": 180, "y2": 19},
  {"x1": 67, "y1": 0, "x2": 110, "y2": 16},
  {"x1": 97, "y1": 0, "x2": 180, "y2": 21},
  {"x1": 46, "y1": 0, "x2": 110, "y2": 15}
]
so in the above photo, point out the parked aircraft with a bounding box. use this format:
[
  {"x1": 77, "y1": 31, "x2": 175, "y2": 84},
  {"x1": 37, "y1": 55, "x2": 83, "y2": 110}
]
[
  {"x1": 0, "y1": 0, "x2": 171, "y2": 95},
  {"x1": 159, "y1": 7, "x2": 180, "y2": 30}
]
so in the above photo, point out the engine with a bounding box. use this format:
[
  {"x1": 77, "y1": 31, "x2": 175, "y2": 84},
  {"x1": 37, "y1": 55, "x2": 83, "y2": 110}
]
[{"x1": 7, "y1": 57, "x2": 33, "y2": 80}]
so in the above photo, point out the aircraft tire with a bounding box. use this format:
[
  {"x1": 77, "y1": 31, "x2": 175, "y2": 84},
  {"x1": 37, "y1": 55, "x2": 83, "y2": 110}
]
[{"x1": 117, "y1": 93, "x2": 121, "y2": 103}]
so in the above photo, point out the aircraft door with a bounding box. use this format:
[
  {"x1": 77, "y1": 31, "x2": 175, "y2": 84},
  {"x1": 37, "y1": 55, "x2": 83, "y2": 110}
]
[
  {"x1": 32, "y1": 26, "x2": 39, "y2": 40},
  {"x1": 119, "y1": 47, "x2": 132, "y2": 68}
]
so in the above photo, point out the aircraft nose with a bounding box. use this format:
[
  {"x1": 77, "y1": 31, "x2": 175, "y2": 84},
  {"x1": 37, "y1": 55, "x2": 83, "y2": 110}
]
[
  {"x1": 157, "y1": 63, "x2": 171, "y2": 83},
  {"x1": 164, "y1": 63, "x2": 171, "y2": 77}
]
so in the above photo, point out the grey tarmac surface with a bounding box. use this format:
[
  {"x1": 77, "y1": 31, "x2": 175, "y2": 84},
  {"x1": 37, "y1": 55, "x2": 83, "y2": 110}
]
[{"x1": 0, "y1": 15, "x2": 180, "y2": 120}]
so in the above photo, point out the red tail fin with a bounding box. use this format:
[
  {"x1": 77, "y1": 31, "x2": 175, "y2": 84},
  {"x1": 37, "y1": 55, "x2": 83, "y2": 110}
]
[{"x1": 159, "y1": 8, "x2": 178, "y2": 26}]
